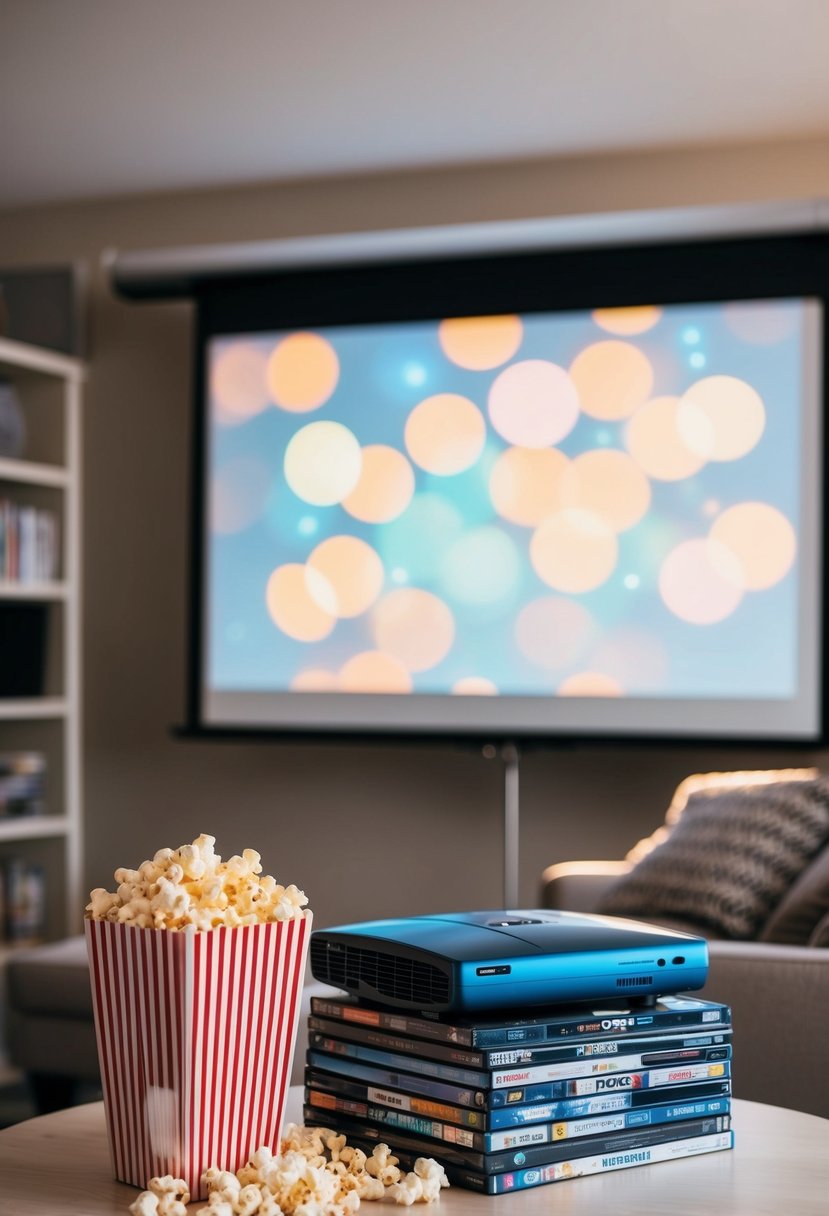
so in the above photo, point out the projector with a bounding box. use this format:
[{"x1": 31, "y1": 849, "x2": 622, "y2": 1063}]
[{"x1": 310, "y1": 909, "x2": 708, "y2": 1013}]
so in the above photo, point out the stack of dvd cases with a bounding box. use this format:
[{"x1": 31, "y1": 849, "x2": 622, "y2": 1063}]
[{"x1": 303, "y1": 994, "x2": 733, "y2": 1195}]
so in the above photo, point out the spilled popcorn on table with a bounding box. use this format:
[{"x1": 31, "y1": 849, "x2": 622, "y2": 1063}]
[{"x1": 128, "y1": 1125, "x2": 449, "y2": 1214}]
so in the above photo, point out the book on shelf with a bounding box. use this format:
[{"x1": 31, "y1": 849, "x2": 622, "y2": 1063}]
[
  {"x1": 0, "y1": 498, "x2": 60, "y2": 583},
  {"x1": 0, "y1": 856, "x2": 47, "y2": 945},
  {"x1": 0, "y1": 752, "x2": 45, "y2": 818}
]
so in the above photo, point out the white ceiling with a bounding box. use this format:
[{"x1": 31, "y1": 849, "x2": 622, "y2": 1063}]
[{"x1": 4, "y1": 0, "x2": 829, "y2": 210}]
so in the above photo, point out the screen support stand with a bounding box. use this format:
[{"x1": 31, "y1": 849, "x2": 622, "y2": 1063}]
[{"x1": 484, "y1": 742, "x2": 520, "y2": 908}]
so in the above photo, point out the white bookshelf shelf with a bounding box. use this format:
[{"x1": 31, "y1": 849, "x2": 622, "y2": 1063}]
[
  {"x1": 0, "y1": 457, "x2": 70, "y2": 488},
  {"x1": 0, "y1": 335, "x2": 84, "y2": 382},
  {"x1": 0, "y1": 699, "x2": 69, "y2": 720},
  {"x1": 0, "y1": 581, "x2": 68, "y2": 601},
  {"x1": 0, "y1": 816, "x2": 70, "y2": 844}
]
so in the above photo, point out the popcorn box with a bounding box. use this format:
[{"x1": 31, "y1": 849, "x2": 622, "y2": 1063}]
[{"x1": 86, "y1": 912, "x2": 312, "y2": 1198}]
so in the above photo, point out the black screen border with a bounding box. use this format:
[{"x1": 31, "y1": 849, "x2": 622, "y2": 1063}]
[{"x1": 186, "y1": 231, "x2": 829, "y2": 745}]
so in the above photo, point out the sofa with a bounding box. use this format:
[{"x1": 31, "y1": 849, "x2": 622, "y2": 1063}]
[{"x1": 540, "y1": 768, "x2": 829, "y2": 1120}]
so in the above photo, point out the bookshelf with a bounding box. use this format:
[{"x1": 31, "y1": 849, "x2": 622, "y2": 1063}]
[{"x1": 0, "y1": 335, "x2": 84, "y2": 955}]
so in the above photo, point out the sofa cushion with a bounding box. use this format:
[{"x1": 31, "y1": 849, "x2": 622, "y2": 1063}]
[
  {"x1": 759, "y1": 842, "x2": 829, "y2": 944},
  {"x1": 597, "y1": 777, "x2": 829, "y2": 939}
]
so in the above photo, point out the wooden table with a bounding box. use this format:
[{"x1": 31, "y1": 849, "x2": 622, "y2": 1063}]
[{"x1": 1, "y1": 1093, "x2": 827, "y2": 1215}]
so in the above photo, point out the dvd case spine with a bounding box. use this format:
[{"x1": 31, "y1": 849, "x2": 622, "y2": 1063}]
[
  {"x1": 306, "y1": 1051, "x2": 488, "y2": 1108},
  {"x1": 491, "y1": 1060, "x2": 731, "y2": 1106},
  {"x1": 308, "y1": 1030, "x2": 731, "y2": 1090},
  {"x1": 305, "y1": 1067, "x2": 732, "y2": 1132},
  {"x1": 309, "y1": 1036, "x2": 729, "y2": 1094},
  {"x1": 489, "y1": 1043, "x2": 731, "y2": 1089},
  {"x1": 303, "y1": 1105, "x2": 731, "y2": 1176},
  {"x1": 307, "y1": 1050, "x2": 732, "y2": 1109},
  {"x1": 308, "y1": 1034, "x2": 491, "y2": 1087},
  {"x1": 309, "y1": 995, "x2": 732, "y2": 1049},
  {"x1": 485, "y1": 1130, "x2": 734, "y2": 1195},
  {"x1": 305, "y1": 1073, "x2": 488, "y2": 1129},
  {"x1": 304, "y1": 1088, "x2": 730, "y2": 1153},
  {"x1": 485, "y1": 1079, "x2": 731, "y2": 1128},
  {"x1": 308, "y1": 1014, "x2": 732, "y2": 1070}
]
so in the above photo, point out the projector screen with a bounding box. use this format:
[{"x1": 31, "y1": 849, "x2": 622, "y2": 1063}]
[{"x1": 191, "y1": 240, "x2": 825, "y2": 741}]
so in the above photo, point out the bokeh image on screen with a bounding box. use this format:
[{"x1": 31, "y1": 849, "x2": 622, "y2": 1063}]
[{"x1": 202, "y1": 297, "x2": 821, "y2": 737}]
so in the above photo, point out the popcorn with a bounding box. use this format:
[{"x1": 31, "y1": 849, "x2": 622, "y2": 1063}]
[
  {"x1": 128, "y1": 1195, "x2": 159, "y2": 1216},
  {"x1": 86, "y1": 834, "x2": 310, "y2": 931},
  {"x1": 124, "y1": 1127, "x2": 449, "y2": 1216},
  {"x1": 387, "y1": 1173, "x2": 424, "y2": 1206},
  {"x1": 365, "y1": 1142, "x2": 401, "y2": 1187},
  {"x1": 148, "y1": 1176, "x2": 190, "y2": 1202}
]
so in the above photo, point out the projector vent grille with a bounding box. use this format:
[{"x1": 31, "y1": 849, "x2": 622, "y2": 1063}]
[
  {"x1": 616, "y1": 975, "x2": 653, "y2": 989},
  {"x1": 311, "y1": 940, "x2": 450, "y2": 1006}
]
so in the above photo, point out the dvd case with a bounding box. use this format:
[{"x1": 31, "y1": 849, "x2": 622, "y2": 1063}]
[
  {"x1": 303, "y1": 1104, "x2": 731, "y2": 1175},
  {"x1": 308, "y1": 1013, "x2": 732, "y2": 1070},
  {"x1": 306, "y1": 1049, "x2": 731, "y2": 1109},
  {"x1": 308, "y1": 1031, "x2": 731, "y2": 1091},
  {"x1": 310, "y1": 994, "x2": 732, "y2": 1050},
  {"x1": 305, "y1": 1086, "x2": 730, "y2": 1153},
  {"x1": 305, "y1": 1067, "x2": 732, "y2": 1131}
]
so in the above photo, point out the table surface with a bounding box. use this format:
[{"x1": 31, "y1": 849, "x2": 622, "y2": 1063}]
[{"x1": 1, "y1": 1092, "x2": 827, "y2": 1216}]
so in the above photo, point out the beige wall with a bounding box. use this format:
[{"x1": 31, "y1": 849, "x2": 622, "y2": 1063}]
[{"x1": 1, "y1": 135, "x2": 827, "y2": 930}]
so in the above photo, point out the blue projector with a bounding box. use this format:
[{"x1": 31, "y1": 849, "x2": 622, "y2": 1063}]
[{"x1": 309, "y1": 910, "x2": 709, "y2": 1013}]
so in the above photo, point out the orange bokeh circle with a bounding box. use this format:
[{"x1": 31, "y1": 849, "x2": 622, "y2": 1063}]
[
  {"x1": 372, "y1": 588, "x2": 455, "y2": 672},
  {"x1": 530, "y1": 510, "x2": 618, "y2": 594},
  {"x1": 569, "y1": 340, "x2": 654, "y2": 421},
  {"x1": 404, "y1": 393, "x2": 487, "y2": 475},
  {"x1": 489, "y1": 446, "x2": 570, "y2": 527},
  {"x1": 342, "y1": 445, "x2": 416, "y2": 523},
  {"x1": 266, "y1": 332, "x2": 340, "y2": 412},
  {"x1": 338, "y1": 651, "x2": 413, "y2": 693},
  {"x1": 265, "y1": 564, "x2": 336, "y2": 641},
  {"x1": 438, "y1": 314, "x2": 524, "y2": 370}
]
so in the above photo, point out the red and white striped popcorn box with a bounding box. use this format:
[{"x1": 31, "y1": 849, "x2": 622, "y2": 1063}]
[{"x1": 85, "y1": 912, "x2": 312, "y2": 1199}]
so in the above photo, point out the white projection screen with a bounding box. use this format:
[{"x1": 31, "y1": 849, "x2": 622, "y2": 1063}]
[{"x1": 191, "y1": 235, "x2": 826, "y2": 741}]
